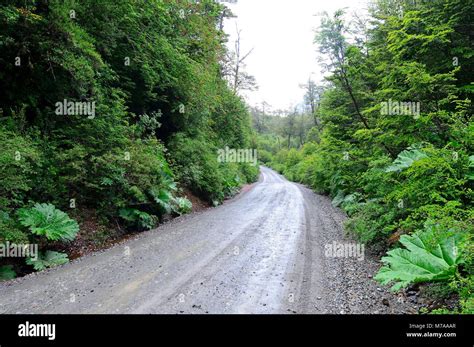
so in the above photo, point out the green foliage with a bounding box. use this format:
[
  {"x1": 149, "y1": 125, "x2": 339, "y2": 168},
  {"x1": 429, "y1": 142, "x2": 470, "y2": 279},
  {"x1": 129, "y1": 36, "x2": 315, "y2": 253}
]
[
  {"x1": 168, "y1": 134, "x2": 224, "y2": 202},
  {"x1": 468, "y1": 155, "x2": 474, "y2": 180},
  {"x1": 26, "y1": 251, "x2": 69, "y2": 271},
  {"x1": 169, "y1": 134, "x2": 257, "y2": 204},
  {"x1": 0, "y1": 265, "x2": 16, "y2": 281},
  {"x1": 345, "y1": 201, "x2": 399, "y2": 244},
  {"x1": 17, "y1": 203, "x2": 79, "y2": 242},
  {"x1": 385, "y1": 148, "x2": 428, "y2": 173},
  {"x1": 375, "y1": 224, "x2": 464, "y2": 291},
  {"x1": 258, "y1": 0, "x2": 474, "y2": 311},
  {"x1": 257, "y1": 149, "x2": 273, "y2": 164},
  {"x1": 0, "y1": 125, "x2": 40, "y2": 210},
  {"x1": 0, "y1": 210, "x2": 28, "y2": 243},
  {"x1": 119, "y1": 208, "x2": 158, "y2": 231},
  {"x1": 239, "y1": 162, "x2": 260, "y2": 183},
  {"x1": 171, "y1": 197, "x2": 193, "y2": 216},
  {"x1": 0, "y1": 0, "x2": 258, "y2": 280}
]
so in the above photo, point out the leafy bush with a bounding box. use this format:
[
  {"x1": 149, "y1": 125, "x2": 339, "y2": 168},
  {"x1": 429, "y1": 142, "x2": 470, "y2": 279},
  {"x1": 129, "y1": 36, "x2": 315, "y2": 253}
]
[
  {"x1": 0, "y1": 265, "x2": 16, "y2": 281},
  {"x1": 17, "y1": 203, "x2": 79, "y2": 242},
  {"x1": 345, "y1": 201, "x2": 399, "y2": 244},
  {"x1": 0, "y1": 210, "x2": 28, "y2": 243},
  {"x1": 171, "y1": 197, "x2": 192, "y2": 215},
  {"x1": 168, "y1": 134, "x2": 225, "y2": 202},
  {"x1": 220, "y1": 163, "x2": 242, "y2": 197},
  {"x1": 239, "y1": 162, "x2": 260, "y2": 183},
  {"x1": 119, "y1": 208, "x2": 158, "y2": 231},
  {"x1": 26, "y1": 251, "x2": 69, "y2": 271},
  {"x1": 121, "y1": 140, "x2": 175, "y2": 205},
  {"x1": 0, "y1": 126, "x2": 41, "y2": 210},
  {"x1": 257, "y1": 149, "x2": 273, "y2": 164},
  {"x1": 169, "y1": 133, "x2": 258, "y2": 203}
]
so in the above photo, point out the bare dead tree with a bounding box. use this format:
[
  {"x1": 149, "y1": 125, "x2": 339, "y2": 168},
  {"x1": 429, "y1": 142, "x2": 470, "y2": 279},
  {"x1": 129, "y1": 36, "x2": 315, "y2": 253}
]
[{"x1": 224, "y1": 25, "x2": 258, "y2": 94}]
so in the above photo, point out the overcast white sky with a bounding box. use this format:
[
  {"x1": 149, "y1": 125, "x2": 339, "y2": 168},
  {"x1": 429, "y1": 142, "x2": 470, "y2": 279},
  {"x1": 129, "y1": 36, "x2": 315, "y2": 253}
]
[{"x1": 223, "y1": 0, "x2": 368, "y2": 111}]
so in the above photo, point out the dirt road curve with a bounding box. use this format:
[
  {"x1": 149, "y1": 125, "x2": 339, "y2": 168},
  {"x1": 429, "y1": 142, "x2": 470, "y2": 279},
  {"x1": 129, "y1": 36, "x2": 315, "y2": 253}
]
[{"x1": 0, "y1": 167, "x2": 413, "y2": 314}]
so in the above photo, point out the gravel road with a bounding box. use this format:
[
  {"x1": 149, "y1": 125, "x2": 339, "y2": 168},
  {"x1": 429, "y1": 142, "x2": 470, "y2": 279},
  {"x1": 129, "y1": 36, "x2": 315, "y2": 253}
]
[{"x1": 0, "y1": 167, "x2": 415, "y2": 314}]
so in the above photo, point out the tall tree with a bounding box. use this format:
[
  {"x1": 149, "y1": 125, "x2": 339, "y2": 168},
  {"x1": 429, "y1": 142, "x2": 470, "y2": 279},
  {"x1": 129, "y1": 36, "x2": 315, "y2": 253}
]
[
  {"x1": 301, "y1": 77, "x2": 324, "y2": 128},
  {"x1": 316, "y1": 9, "x2": 396, "y2": 158}
]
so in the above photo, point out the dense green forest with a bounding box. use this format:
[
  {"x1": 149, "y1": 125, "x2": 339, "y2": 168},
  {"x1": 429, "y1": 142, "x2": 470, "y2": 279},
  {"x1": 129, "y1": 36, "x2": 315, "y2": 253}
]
[
  {"x1": 0, "y1": 0, "x2": 258, "y2": 278},
  {"x1": 256, "y1": 0, "x2": 473, "y2": 313}
]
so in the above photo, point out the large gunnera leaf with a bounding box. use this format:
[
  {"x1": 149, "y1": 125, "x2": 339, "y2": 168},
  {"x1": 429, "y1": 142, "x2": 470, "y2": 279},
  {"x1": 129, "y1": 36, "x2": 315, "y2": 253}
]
[
  {"x1": 375, "y1": 231, "x2": 462, "y2": 291},
  {"x1": 26, "y1": 251, "x2": 69, "y2": 271},
  {"x1": 385, "y1": 148, "x2": 428, "y2": 173},
  {"x1": 17, "y1": 203, "x2": 79, "y2": 241}
]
